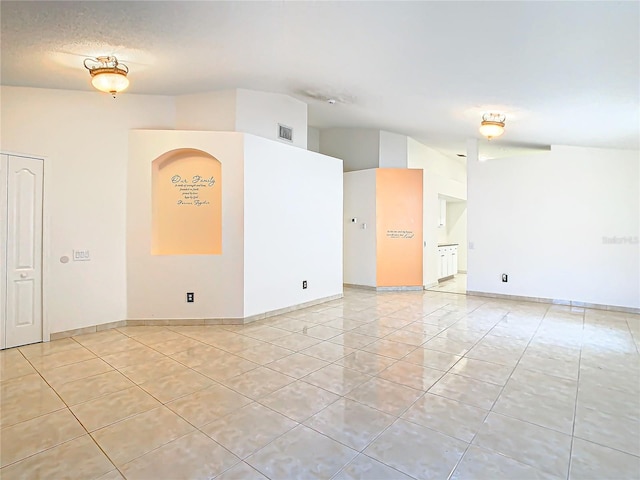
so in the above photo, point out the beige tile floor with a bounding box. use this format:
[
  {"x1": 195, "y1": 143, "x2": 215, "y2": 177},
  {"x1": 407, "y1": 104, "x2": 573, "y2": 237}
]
[
  {"x1": 427, "y1": 274, "x2": 467, "y2": 295},
  {"x1": 1, "y1": 288, "x2": 639, "y2": 479}
]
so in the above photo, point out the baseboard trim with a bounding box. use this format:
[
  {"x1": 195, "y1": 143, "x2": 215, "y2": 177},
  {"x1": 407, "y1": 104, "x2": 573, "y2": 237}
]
[
  {"x1": 50, "y1": 320, "x2": 127, "y2": 341},
  {"x1": 344, "y1": 284, "x2": 423, "y2": 292},
  {"x1": 240, "y1": 293, "x2": 344, "y2": 324},
  {"x1": 376, "y1": 286, "x2": 423, "y2": 292},
  {"x1": 47, "y1": 289, "x2": 638, "y2": 341},
  {"x1": 49, "y1": 294, "x2": 344, "y2": 340},
  {"x1": 343, "y1": 283, "x2": 377, "y2": 291},
  {"x1": 466, "y1": 290, "x2": 640, "y2": 315},
  {"x1": 438, "y1": 275, "x2": 454, "y2": 283}
]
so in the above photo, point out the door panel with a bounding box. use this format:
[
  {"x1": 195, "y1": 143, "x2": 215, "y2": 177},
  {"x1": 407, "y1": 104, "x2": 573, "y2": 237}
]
[
  {"x1": 0, "y1": 155, "x2": 7, "y2": 349},
  {"x1": 15, "y1": 167, "x2": 37, "y2": 269},
  {"x1": 5, "y1": 155, "x2": 43, "y2": 348},
  {"x1": 14, "y1": 279, "x2": 35, "y2": 326}
]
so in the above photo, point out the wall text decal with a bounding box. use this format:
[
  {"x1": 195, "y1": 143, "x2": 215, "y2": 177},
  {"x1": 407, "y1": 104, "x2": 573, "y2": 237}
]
[
  {"x1": 171, "y1": 175, "x2": 216, "y2": 206},
  {"x1": 386, "y1": 230, "x2": 415, "y2": 239}
]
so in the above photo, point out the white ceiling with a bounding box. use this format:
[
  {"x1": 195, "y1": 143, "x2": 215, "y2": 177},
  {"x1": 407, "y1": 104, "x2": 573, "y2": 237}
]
[{"x1": 1, "y1": 1, "x2": 638, "y2": 157}]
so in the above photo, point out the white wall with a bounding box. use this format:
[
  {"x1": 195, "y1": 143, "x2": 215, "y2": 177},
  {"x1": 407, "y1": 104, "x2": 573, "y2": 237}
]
[
  {"x1": 175, "y1": 90, "x2": 237, "y2": 131},
  {"x1": 127, "y1": 131, "x2": 245, "y2": 319},
  {"x1": 320, "y1": 128, "x2": 380, "y2": 171},
  {"x1": 343, "y1": 170, "x2": 377, "y2": 287},
  {"x1": 379, "y1": 131, "x2": 408, "y2": 168},
  {"x1": 235, "y1": 89, "x2": 308, "y2": 149},
  {"x1": 468, "y1": 145, "x2": 640, "y2": 309},
  {"x1": 243, "y1": 135, "x2": 343, "y2": 316},
  {"x1": 320, "y1": 129, "x2": 408, "y2": 170},
  {"x1": 0, "y1": 86, "x2": 175, "y2": 334},
  {"x1": 176, "y1": 89, "x2": 308, "y2": 149},
  {"x1": 407, "y1": 138, "x2": 467, "y2": 287},
  {"x1": 307, "y1": 127, "x2": 320, "y2": 152}
]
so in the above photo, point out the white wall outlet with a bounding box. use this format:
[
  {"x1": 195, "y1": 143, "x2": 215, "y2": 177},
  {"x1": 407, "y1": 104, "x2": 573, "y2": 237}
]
[{"x1": 73, "y1": 250, "x2": 90, "y2": 261}]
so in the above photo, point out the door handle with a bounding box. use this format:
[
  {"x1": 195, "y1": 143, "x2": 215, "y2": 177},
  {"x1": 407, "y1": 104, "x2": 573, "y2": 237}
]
[{"x1": 20, "y1": 273, "x2": 28, "y2": 278}]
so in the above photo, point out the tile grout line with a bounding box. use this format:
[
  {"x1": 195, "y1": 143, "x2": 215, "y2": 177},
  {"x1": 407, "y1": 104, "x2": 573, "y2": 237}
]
[
  {"x1": 566, "y1": 307, "x2": 586, "y2": 480},
  {"x1": 122, "y1": 324, "x2": 316, "y2": 478},
  {"x1": 446, "y1": 303, "x2": 554, "y2": 480},
  {"x1": 358, "y1": 295, "x2": 497, "y2": 478},
  {"x1": 328, "y1": 451, "x2": 421, "y2": 480},
  {"x1": 444, "y1": 309, "x2": 517, "y2": 480},
  {"x1": 301, "y1": 298, "x2": 496, "y2": 479},
  {"x1": 209, "y1": 296, "x2": 636, "y2": 476},
  {"x1": 34, "y1": 338, "x2": 139, "y2": 479},
  {"x1": 113, "y1": 330, "x2": 252, "y2": 479},
  {"x1": 623, "y1": 315, "x2": 640, "y2": 356},
  {"x1": 6, "y1": 340, "x2": 121, "y2": 475},
  {"x1": 229, "y1": 295, "x2": 494, "y2": 480},
  {"x1": 58, "y1": 329, "x2": 237, "y2": 478},
  {"x1": 3, "y1": 291, "x2": 637, "y2": 479},
  {"x1": 87, "y1": 328, "x2": 245, "y2": 479}
]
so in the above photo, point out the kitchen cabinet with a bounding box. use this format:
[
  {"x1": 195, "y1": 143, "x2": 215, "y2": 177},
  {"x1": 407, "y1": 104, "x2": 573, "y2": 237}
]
[
  {"x1": 437, "y1": 244, "x2": 458, "y2": 279},
  {"x1": 438, "y1": 199, "x2": 446, "y2": 227}
]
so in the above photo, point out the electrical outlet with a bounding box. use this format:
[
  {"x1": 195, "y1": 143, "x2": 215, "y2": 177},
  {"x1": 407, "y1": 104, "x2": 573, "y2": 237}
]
[
  {"x1": 502, "y1": 274, "x2": 508, "y2": 282},
  {"x1": 302, "y1": 280, "x2": 307, "y2": 289},
  {"x1": 186, "y1": 292, "x2": 194, "y2": 303}
]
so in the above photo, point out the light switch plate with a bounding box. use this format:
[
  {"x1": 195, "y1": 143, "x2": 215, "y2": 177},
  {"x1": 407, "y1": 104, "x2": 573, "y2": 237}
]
[{"x1": 73, "y1": 250, "x2": 90, "y2": 261}]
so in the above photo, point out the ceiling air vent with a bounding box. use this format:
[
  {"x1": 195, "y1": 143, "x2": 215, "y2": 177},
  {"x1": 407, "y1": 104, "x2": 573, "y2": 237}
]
[{"x1": 278, "y1": 124, "x2": 293, "y2": 142}]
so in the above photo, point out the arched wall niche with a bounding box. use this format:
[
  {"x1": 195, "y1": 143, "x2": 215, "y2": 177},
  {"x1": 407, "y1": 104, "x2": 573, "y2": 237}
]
[{"x1": 151, "y1": 148, "x2": 222, "y2": 255}]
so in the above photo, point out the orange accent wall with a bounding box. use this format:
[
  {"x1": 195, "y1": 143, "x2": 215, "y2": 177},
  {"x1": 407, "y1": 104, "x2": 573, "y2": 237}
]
[
  {"x1": 152, "y1": 148, "x2": 222, "y2": 255},
  {"x1": 376, "y1": 169, "x2": 423, "y2": 287}
]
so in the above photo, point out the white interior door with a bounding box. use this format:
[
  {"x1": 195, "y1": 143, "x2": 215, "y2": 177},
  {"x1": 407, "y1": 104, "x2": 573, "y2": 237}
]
[
  {"x1": 0, "y1": 155, "x2": 7, "y2": 349},
  {"x1": 2, "y1": 154, "x2": 43, "y2": 349}
]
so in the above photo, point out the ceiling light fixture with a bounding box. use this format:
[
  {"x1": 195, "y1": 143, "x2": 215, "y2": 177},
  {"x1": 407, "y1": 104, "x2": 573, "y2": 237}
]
[
  {"x1": 479, "y1": 112, "x2": 506, "y2": 140},
  {"x1": 84, "y1": 56, "x2": 129, "y2": 97}
]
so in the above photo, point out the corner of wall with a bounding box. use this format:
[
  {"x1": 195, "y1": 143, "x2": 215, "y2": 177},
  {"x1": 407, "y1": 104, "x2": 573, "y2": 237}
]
[
  {"x1": 235, "y1": 89, "x2": 307, "y2": 149},
  {"x1": 307, "y1": 127, "x2": 320, "y2": 152},
  {"x1": 175, "y1": 90, "x2": 237, "y2": 131},
  {"x1": 379, "y1": 130, "x2": 409, "y2": 168}
]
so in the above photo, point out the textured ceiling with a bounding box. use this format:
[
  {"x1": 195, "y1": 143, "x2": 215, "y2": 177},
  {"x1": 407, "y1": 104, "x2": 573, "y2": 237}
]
[{"x1": 1, "y1": 1, "x2": 639, "y2": 157}]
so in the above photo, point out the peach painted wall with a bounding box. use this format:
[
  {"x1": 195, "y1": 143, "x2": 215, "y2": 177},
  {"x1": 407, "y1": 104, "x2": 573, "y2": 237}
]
[
  {"x1": 152, "y1": 149, "x2": 222, "y2": 255},
  {"x1": 376, "y1": 169, "x2": 423, "y2": 287}
]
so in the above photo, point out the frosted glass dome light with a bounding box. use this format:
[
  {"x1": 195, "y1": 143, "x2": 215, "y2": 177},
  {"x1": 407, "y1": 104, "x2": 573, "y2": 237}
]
[
  {"x1": 479, "y1": 112, "x2": 506, "y2": 140},
  {"x1": 84, "y1": 56, "x2": 130, "y2": 98}
]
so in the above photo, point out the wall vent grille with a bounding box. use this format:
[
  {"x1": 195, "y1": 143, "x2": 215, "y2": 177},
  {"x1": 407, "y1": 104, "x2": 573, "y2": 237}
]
[{"x1": 278, "y1": 124, "x2": 293, "y2": 142}]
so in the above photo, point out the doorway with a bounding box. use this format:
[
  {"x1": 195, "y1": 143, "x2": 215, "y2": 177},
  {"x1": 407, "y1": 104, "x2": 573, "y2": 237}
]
[
  {"x1": 428, "y1": 196, "x2": 467, "y2": 294},
  {"x1": 1, "y1": 154, "x2": 44, "y2": 349}
]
